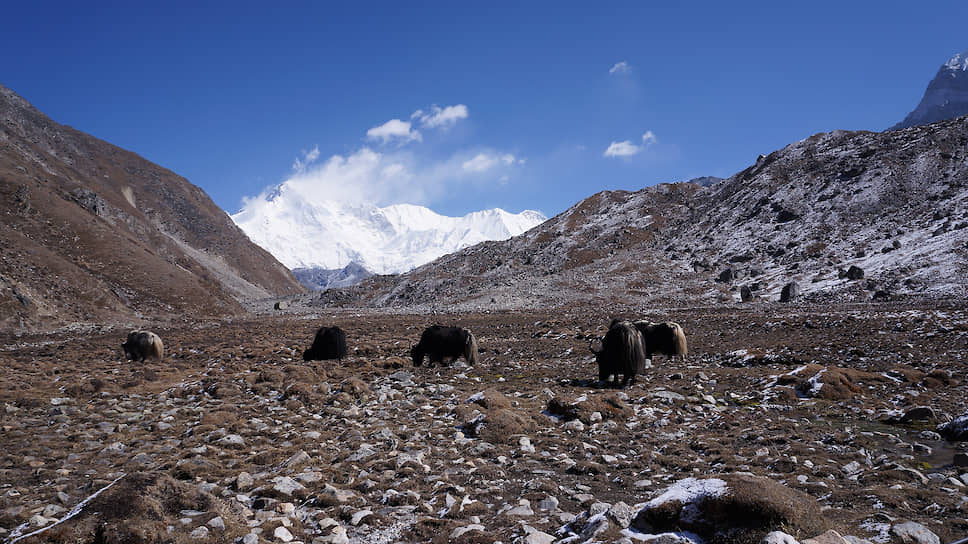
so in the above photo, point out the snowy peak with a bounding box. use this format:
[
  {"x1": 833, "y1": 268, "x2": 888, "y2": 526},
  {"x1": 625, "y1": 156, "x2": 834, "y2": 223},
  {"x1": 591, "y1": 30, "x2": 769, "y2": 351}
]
[
  {"x1": 892, "y1": 48, "x2": 968, "y2": 130},
  {"x1": 231, "y1": 183, "x2": 546, "y2": 275}
]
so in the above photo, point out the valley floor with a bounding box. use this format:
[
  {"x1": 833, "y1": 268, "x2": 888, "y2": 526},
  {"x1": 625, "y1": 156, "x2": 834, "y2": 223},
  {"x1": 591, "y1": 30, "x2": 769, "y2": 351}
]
[{"x1": 0, "y1": 302, "x2": 966, "y2": 543}]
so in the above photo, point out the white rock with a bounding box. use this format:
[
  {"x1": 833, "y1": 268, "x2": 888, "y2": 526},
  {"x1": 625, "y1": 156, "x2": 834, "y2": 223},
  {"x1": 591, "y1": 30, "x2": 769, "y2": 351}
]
[
  {"x1": 890, "y1": 521, "x2": 940, "y2": 544},
  {"x1": 563, "y1": 420, "x2": 585, "y2": 432},
  {"x1": 274, "y1": 526, "x2": 295, "y2": 542},
  {"x1": 450, "y1": 524, "x2": 486, "y2": 539},
  {"x1": 272, "y1": 476, "x2": 307, "y2": 497},
  {"x1": 190, "y1": 526, "x2": 209, "y2": 539},
  {"x1": 762, "y1": 532, "x2": 800, "y2": 544},
  {"x1": 207, "y1": 516, "x2": 225, "y2": 530},
  {"x1": 218, "y1": 434, "x2": 246, "y2": 448}
]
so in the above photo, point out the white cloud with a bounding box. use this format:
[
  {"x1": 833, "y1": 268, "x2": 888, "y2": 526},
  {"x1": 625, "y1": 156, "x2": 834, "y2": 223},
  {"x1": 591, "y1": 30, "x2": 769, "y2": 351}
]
[
  {"x1": 292, "y1": 145, "x2": 320, "y2": 172},
  {"x1": 366, "y1": 119, "x2": 422, "y2": 144},
  {"x1": 462, "y1": 152, "x2": 520, "y2": 173},
  {"x1": 604, "y1": 131, "x2": 658, "y2": 158},
  {"x1": 604, "y1": 140, "x2": 640, "y2": 157},
  {"x1": 412, "y1": 104, "x2": 469, "y2": 129},
  {"x1": 609, "y1": 61, "x2": 630, "y2": 74}
]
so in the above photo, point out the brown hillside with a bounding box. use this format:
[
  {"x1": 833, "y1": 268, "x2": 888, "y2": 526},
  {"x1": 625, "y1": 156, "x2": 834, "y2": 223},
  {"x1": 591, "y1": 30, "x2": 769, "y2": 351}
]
[{"x1": 0, "y1": 84, "x2": 303, "y2": 331}]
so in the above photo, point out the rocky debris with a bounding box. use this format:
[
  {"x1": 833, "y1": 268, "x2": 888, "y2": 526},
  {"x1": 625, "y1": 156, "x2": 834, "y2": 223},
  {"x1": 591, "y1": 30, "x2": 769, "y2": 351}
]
[{"x1": 0, "y1": 307, "x2": 966, "y2": 543}]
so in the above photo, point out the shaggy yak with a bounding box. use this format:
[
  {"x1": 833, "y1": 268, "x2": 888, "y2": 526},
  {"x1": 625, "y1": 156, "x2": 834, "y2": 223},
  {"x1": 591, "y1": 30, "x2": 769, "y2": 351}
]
[
  {"x1": 303, "y1": 326, "x2": 348, "y2": 361},
  {"x1": 632, "y1": 321, "x2": 688, "y2": 362},
  {"x1": 411, "y1": 325, "x2": 479, "y2": 366},
  {"x1": 590, "y1": 320, "x2": 645, "y2": 387},
  {"x1": 122, "y1": 330, "x2": 164, "y2": 361}
]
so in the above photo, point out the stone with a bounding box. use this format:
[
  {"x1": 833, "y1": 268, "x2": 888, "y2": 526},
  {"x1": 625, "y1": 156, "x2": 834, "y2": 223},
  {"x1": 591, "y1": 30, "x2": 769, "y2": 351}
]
[
  {"x1": 349, "y1": 509, "x2": 373, "y2": 525},
  {"x1": 803, "y1": 530, "x2": 848, "y2": 544},
  {"x1": 562, "y1": 419, "x2": 585, "y2": 432},
  {"x1": 217, "y1": 434, "x2": 246, "y2": 448},
  {"x1": 537, "y1": 495, "x2": 559, "y2": 512},
  {"x1": 450, "y1": 525, "x2": 486, "y2": 539},
  {"x1": 274, "y1": 301, "x2": 288, "y2": 310},
  {"x1": 272, "y1": 476, "x2": 308, "y2": 498},
  {"x1": 845, "y1": 265, "x2": 864, "y2": 280},
  {"x1": 505, "y1": 499, "x2": 534, "y2": 516},
  {"x1": 890, "y1": 521, "x2": 940, "y2": 544},
  {"x1": 207, "y1": 516, "x2": 225, "y2": 530},
  {"x1": 762, "y1": 531, "x2": 800, "y2": 544},
  {"x1": 190, "y1": 526, "x2": 209, "y2": 539},
  {"x1": 274, "y1": 526, "x2": 295, "y2": 542},
  {"x1": 241, "y1": 533, "x2": 259, "y2": 544},
  {"x1": 236, "y1": 472, "x2": 254, "y2": 490},
  {"x1": 607, "y1": 501, "x2": 633, "y2": 528},
  {"x1": 901, "y1": 406, "x2": 935, "y2": 423}
]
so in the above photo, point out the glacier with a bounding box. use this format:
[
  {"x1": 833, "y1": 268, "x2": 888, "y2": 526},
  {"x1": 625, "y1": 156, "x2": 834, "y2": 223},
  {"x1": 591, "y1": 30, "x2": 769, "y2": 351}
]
[{"x1": 231, "y1": 182, "x2": 546, "y2": 275}]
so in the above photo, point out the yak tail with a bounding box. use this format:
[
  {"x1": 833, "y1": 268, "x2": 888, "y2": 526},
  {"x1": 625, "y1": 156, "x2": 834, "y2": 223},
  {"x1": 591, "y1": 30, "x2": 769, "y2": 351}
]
[
  {"x1": 670, "y1": 322, "x2": 687, "y2": 357},
  {"x1": 150, "y1": 334, "x2": 164, "y2": 360},
  {"x1": 625, "y1": 327, "x2": 646, "y2": 375},
  {"x1": 464, "y1": 330, "x2": 479, "y2": 365}
]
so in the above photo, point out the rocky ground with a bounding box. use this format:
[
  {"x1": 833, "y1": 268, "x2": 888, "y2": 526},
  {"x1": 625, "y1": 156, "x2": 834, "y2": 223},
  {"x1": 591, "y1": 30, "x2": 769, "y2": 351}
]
[{"x1": 0, "y1": 302, "x2": 966, "y2": 544}]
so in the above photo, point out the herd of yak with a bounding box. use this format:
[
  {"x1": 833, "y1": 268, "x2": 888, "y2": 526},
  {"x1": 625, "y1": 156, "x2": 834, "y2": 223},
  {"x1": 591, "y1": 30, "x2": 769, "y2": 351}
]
[{"x1": 121, "y1": 320, "x2": 687, "y2": 387}]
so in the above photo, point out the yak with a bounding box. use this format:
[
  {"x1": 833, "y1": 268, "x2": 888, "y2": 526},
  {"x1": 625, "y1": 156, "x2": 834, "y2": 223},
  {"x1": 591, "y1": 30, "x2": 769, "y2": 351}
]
[
  {"x1": 411, "y1": 325, "x2": 479, "y2": 367},
  {"x1": 590, "y1": 320, "x2": 645, "y2": 387},
  {"x1": 632, "y1": 321, "x2": 688, "y2": 362},
  {"x1": 303, "y1": 326, "x2": 348, "y2": 361},
  {"x1": 122, "y1": 330, "x2": 164, "y2": 361}
]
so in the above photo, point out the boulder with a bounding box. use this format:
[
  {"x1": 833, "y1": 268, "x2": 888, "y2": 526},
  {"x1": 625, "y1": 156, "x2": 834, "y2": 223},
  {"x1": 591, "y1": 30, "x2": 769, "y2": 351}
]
[{"x1": 630, "y1": 473, "x2": 826, "y2": 544}]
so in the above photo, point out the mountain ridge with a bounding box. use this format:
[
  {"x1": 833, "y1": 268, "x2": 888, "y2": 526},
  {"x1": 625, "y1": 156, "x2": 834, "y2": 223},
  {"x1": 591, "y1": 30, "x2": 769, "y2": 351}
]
[
  {"x1": 892, "y1": 49, "x2": 968, "y2": 130},
  {"x1": 304, "y1": 114, "x2": 968, "y2": 311},
  {"x1": 231, "y1": 185, "x2": 546, "y2": 275},
  {"x1": 0, "y1": 83, "x2": 304, "y2": 331}
]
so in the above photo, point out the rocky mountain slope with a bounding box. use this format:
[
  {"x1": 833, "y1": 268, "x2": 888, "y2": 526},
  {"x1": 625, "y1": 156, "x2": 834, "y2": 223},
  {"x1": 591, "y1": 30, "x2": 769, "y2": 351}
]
[
  {"x1": 309, "y1": 114, "x2": 968, "y2": 311},
  {"x1": 0, "y1": 84, "x2": 304, "y2": 331},
  {"x1": 232, "y1": 185, "x2": 546, "y2": 278},
  {"x1": 892, "y1": 49, "x2": 968, "y2": 130}
]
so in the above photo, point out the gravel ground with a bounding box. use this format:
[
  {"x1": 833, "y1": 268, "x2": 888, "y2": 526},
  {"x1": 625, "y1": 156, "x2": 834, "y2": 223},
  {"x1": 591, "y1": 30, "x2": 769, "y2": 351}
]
[{"x1": 0, "y1": 302, "x2": 966, "y2": 543}]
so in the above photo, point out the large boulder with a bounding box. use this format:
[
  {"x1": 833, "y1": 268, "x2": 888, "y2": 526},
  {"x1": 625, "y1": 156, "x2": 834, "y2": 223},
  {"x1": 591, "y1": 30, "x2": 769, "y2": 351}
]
[{"x1": 630, "y1": 474, "x2": 826, "y2": 544}]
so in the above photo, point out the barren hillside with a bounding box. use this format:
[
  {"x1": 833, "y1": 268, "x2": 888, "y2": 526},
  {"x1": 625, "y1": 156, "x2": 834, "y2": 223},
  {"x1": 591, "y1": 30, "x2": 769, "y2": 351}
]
[
  {"x1": 0, "y1": 84, "x2": 304, "y2": 332},
  {"x1": 304, "y1": 115, "x2": 968, "y2": 313}
]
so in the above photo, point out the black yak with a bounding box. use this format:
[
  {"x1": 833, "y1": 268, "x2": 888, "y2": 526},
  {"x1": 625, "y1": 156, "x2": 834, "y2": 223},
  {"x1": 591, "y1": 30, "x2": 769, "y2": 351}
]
[
  {"x1": 590, "y1": 320, "x2": 645, "y2": 387},
  {"x1": 411, "y1": 325, "x2": 479, "y2": 366},
  {"x1": 122, "y1": 330, "x2": 164, "y2": 361},
  {"x1": 632, "y1": 321, "x2": 688, "y2": 362},
  {"x1": 303, "y1": 326, "x2": 348, "y2": 361}
]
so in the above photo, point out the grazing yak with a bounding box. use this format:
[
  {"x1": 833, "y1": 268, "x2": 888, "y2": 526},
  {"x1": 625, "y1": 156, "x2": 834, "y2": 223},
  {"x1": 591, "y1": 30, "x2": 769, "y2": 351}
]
[
  {"x1": 633, "y1": 321, "x2": 688, "y2": 362},
  {"x1": 590, "y1": 320, "x2": 645, "y2": 387},
  {"x1": 411, "y1": 325, "x2": 479, "y2": 367},
  {"x1": 303, "y1": 326, "x2": 348, "y2": 361},
  {"x1": 122, "y1": 330, "x2": 164, "y2": 361}
]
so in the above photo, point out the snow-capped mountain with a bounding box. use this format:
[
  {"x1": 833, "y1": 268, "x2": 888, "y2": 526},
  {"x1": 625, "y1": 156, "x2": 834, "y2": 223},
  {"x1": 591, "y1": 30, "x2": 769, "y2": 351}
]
[
  {"x1": 231, "y1": 182, "x2": 546, "y2": 275},
  {"x1": 892, "y1": 49, "x2": 968, "y2": 130}
]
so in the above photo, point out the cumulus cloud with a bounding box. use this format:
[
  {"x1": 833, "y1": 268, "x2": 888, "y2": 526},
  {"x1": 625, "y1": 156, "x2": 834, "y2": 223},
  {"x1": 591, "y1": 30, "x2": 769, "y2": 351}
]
[
  {"x1": 603, "y1": 131, "x2": 658, "y2": 158},
  {"x1": 366, "y1": 119, "x2": 422, "y2": 144},
  {"x1": 292, "y1": 145, "x2": 320, "y2": 172},
  {"x1": 609, "y1": 61, "x2": 630, "y2": 74},
  {"x1": 412, "y1": 104, "x2": 469, "y2": 129}
]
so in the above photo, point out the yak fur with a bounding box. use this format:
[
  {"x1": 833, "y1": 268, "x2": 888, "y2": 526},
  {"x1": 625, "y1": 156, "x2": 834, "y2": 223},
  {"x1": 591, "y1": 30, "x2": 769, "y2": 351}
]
[
  {"x1": 411, "y1": 325, "x2": 479, "y2": 366},
  {"x1": 303, "y1": 326, "x2": 348, "y2": 361},
  {"x1": 591, "y1": 320, "x2": 645, "y2": 387},
  {"x1": 122, "y1": 330, "x2": 164, "y2": 361},
  {"x1": 633, "y1": 321, "x2": 688, "y2": 361}
]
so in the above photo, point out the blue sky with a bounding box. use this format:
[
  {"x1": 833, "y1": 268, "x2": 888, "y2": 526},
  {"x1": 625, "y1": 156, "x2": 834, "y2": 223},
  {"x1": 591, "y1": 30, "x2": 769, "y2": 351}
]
[{"x1": 3, "y1": 1, "x2": 967, "y2": 218}]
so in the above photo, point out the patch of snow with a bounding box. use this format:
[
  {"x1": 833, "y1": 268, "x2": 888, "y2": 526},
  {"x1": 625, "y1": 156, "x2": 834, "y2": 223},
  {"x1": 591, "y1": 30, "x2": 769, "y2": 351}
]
[{"x1": 641, "y1": 477, "x2": 728, "y2": 523}]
